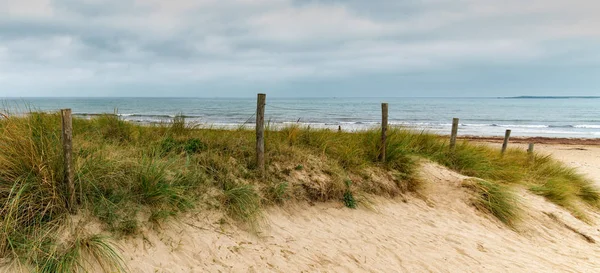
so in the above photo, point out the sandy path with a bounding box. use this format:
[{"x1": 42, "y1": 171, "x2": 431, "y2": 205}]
[{"x1": 122, "y1": 153, "x2": 600, "y2": 273}]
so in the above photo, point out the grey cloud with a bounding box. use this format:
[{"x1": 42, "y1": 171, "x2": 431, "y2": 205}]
[
  {"x1": 51, "y1": 0, "x2": 139, "y2": 17},
  {"x1": 0, "y1": 0, "x2": 599, "y2": 97},
  {"x1": 0, "y1": 19, "x2": 72, "y2": 38}
]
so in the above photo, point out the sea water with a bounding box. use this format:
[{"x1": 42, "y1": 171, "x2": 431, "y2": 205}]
[{"x1": 2, "y1": 97, "x2": 599, "y2": 138}]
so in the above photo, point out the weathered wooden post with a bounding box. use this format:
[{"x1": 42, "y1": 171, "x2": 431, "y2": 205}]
[
  {"x1": 380, "y1": 103, "x2": 388, "y2": 162},
  {"x1": 501, "y1": 129, "x2": 511, "y2": 154},
  {"x1": 61, "y1": 109, "x2": 76, "y2": 213},
  {"x1": 450, "y1": 118, "x2": 459, "y2": 151},
  {"x1": 527, "y1": 143, "x2": 535, "y2": 154},
  {"x1": 338, "y1": 125, "x2": 342, "y2": 132},
  {"x1": 256, "y1": 94, "x2": 266, "y2": 173}
]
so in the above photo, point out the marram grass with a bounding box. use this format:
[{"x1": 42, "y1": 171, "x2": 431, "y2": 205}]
[
  {"x1": 0, "y1": 110, "x2": 598, "y2": 271},
  {"x1": 463, "y1": 179, "x2": 520, "y2": 226}
]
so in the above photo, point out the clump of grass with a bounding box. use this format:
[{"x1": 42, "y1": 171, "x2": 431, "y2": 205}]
[
  {"x1": 159, "y1": 136, "x2": 206, "y2": 155},
  {"x1": 76, "y1": 152, "x2": 137, "y2": 235},
  {"x1": 530, "y1": 178, "x2": 596, "y2": 221},
  {"x1": 343, "y1": 180, "x2": 357, "y2": 209},
  {"x1": 78, "y1": 153, "x2": 200, "y2": 235},
  {"x1": 169, "y1": 114, "x2": 187, "y2": 135},
  {"x1": 379, "y1": 128, "x2": 599, "y2": 223},
  {"x1": 463, "y1": 179, "x2": 519, "y2": 226},
  {"x1": 183, "y1": 138, "x2": 206, "y2": 154},
  {"x1": 222, "y1": 184, "x2": 262, "y2": 224},
  {"x1": 0, "y1": 111, "x2": 126, "y2": 272},
  {"x1": 94, "y1": 114, "x2": 132, "y2": 143},
  {"x1": 528, "y1": 155, "x2": 599, "y2": 218},
  {"x1": 410, "y1": 135, "x2": 599, "y2": 221},
  {"x1": 39, "y1": 234, "x2": 125, "y2": 273},
  {"x1": 160, "y1": 136, "x2": 179, "y2": 153},
  {"x1": 265, "y1": 181, "x2": 289, "y2": 204},
  {"x1": 282, "y1": 124, "x2": 301, "y2": 145},
  {"x1": 133, "y1": 159, "x2": 194, "y2": 210},
  {"x1": 0, "y1": 112, "x2": 69, "y2": 263},
  {"x1": 435, "y1": 143, "x2": 524, "y2": 183},
  {"x1": 579, "y1": 184, "x2": 600, "y2": 203},
  {"x1": 298, "y1": 166, "x2": 347, "y2": 202},
  {"x1": 116, "y1": 219, "x2": 139, "y2": 236}
]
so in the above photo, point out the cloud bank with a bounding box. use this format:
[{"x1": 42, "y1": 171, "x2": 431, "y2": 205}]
[{"x1": 1, "y1": 0, "x2": 599, "y2": 97}]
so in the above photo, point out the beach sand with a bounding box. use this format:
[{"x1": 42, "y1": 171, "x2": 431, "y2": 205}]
[{"x1": 120, "y1": 141, "x2": 600, "y2": 273}]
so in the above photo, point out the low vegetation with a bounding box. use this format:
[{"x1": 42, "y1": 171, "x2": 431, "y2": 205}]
[
  {"x1": 462, "y1": 178, "x2": 520, "y2": 226},
  {"x1": 0, "y1": 110, "x2": 597, "y2": 271}
]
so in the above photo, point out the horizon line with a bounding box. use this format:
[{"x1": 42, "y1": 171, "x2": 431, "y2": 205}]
[{"x1": 2, "y1": 95, "x2": 598, "y2": 99}]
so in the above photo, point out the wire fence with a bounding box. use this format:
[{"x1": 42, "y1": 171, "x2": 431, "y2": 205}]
[
  {"x1": 5, "y1": 95, "x2": 520, "y2": 139},
  {"x1": 262, "y1": 102, "x2": 457, "y2": 136},
  {"x1": 17, "y1": 94, "x2": 522, "y2": 200}
]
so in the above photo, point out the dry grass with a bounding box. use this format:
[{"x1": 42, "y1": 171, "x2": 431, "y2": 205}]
[{"x1": 0, "y1": 110, "x2": 598, "y2": 271}]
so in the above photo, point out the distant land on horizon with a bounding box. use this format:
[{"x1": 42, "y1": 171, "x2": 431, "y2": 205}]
[
  {"x1": 3, "y1": 95, "x2": 600, "y2": 99},
  {"x1": 502, "y1": 96, "x2": 600, "y2": 99}
]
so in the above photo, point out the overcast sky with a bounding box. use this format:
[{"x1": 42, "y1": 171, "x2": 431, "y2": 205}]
[{"x1": 1, "y1": 0, "x2": 599, "y2": 97}]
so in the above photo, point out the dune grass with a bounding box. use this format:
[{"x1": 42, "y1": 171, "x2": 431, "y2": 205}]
[
  {"x1": 0, "y1": 110, "x2": 598, "y2": 271},
  {"x1": 462, "y1": 178, "x2": 520, "y2": 226},
  {"x1": 39, "y1": 234, "x2": 125, "y2": 273}
]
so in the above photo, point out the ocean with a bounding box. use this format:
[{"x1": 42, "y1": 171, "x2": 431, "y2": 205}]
[{"x1": 2, "y1": 97, "x2": 599, "y2": 138}]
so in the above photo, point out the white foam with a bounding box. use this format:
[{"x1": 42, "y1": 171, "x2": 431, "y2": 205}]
[{"x1": 574, "y1": 125, "x2": 600, "y2": 129}]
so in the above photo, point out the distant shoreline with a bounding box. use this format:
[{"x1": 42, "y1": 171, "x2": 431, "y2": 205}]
[{"x1": 501, "y1": 96, "x2": 600, "y2": 99}]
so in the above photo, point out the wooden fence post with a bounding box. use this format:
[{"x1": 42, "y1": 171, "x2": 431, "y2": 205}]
[
  {"x1": 501, "y1": 129, "x2": 511, "y2": 154},
  {"x1": 61, "y1": 109, "x2": 76, "y2": 214},
  {"x1": 380, "y1": 103, "x2": 388, "y2": 162},
  {"x1": 527, "y1": 143, "x2": 535, "y2": 161},
  {"x1": 450, "y1": 118, "x2": 459, "y2": 151},
  {"x1": 256, "y1": 94, "x2": 266, "y2": 173}
]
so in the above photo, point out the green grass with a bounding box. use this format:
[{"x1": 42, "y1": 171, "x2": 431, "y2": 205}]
[
  {"x1": 343, "y1": 180, "x2": 357, "y2": 209},
  {"x1": 222, "y1": 183, "x2": 262, "y2": 228},
  {"x1": 39, "y1": 234, "x2": 125, "y2": 273},
  {"x1": 0, "y1": 110, "x2": 598, "y2": 271},
  {"x1": 264, "y1": 181, "x2": 290, "y2": 205},
  {"x1": 463, "y1": 179, "x2": 520, "y2": 226}
]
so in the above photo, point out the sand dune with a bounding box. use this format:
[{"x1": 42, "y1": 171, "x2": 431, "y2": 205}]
[
  {"x1": 4, "y1": 144, "x2": 596, "y2": 272},
  {"x1": 121, "y1": 145, "x2": 600, "y2": 272}
]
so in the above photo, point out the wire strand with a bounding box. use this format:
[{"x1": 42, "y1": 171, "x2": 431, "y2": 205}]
[
  {"x1": 266, "y1": 103, "x2": 352, "y2": 118},
  {"x1": 242, "y1": 112, "x2": 256, "y2": 125}
]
